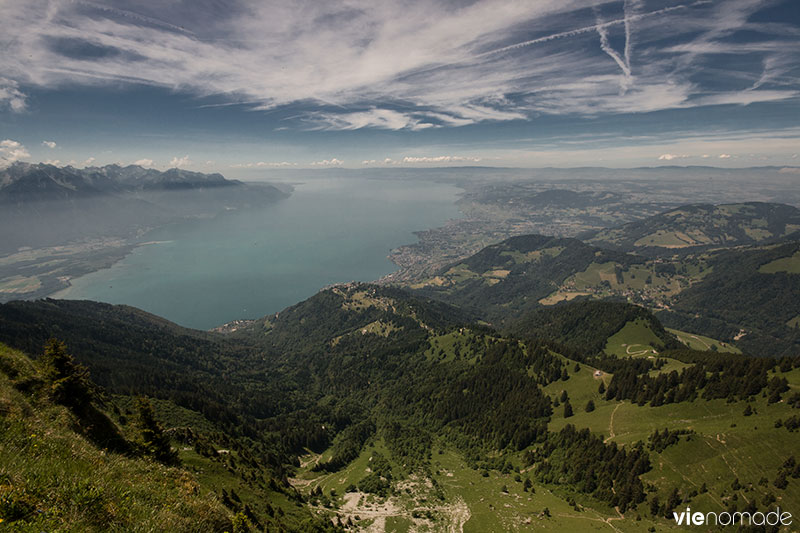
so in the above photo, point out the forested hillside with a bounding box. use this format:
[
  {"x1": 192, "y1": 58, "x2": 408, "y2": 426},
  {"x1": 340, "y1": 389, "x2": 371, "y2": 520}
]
[
  {"x1": 2, "y1": 284, "x2": 799, "y2": 531},
  {"x1": 407, "y1": 205, "x2": 800, "y2": 356},
  {"x1": 411, "y1": 234, "x2": 640, "y2": 325},
  {"x1": 585, "y1": 202, "x2": 800, "y2": 254}
]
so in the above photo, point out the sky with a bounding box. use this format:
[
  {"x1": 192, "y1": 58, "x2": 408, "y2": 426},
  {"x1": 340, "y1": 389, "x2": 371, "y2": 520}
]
[{"x1": 1, "y1": 0, "x2": 799, "y2": 175}]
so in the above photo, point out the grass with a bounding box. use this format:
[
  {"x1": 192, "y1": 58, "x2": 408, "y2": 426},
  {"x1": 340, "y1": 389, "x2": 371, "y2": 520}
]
[
  {"x1": 0, "y1": 344, "x2": 231, "y2": 532},
  {"x1": 633, "y1": 230, "x2": 703, "y2": 248},
  {"x1": 289, "y1": 348, "x2": 800, "y2": 532},
  {"x1": 443, "y1": 264, "x2": 481, "y2": 284},
  {"x1": 667, "y1": 327, "x2": 741, "y2": 354},
  {"x1": 759, "y1": 251, "x2": 800, "y2": 274},
  {"x1": 0, "y1": 343, "x2": 321, "y2": 532},
  {"x1": 604, "y1": 318, "x2": 665, "y2": 357},
  {"x1": 424, "y1": 329, "x2": 487, "y2": 364},
  {"x1": 551, "y1": 364, "x2": 800, "y2": 526}
]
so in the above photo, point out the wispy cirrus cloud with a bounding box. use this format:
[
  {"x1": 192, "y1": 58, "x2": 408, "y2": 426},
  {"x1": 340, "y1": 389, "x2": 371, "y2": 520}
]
[{"x1": 0, "y1": 0, "x2": 797, "y2": 132}]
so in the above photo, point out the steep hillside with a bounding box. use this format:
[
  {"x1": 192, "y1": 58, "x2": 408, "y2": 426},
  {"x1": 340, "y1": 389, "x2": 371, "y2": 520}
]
[
  {"x1": 585, "y1": 202, "x2": 800, "y2": 254},
  {"x1": 0, "y1": 343, "x2": 317, "y2": 532}
]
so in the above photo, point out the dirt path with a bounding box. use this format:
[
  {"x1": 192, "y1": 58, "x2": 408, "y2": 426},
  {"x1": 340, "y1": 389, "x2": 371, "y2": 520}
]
[
  {"x1": 605, "y1": 403, "x2": 622, "y2": 443},
  {"x1": 625, "y1": 344, "x2": 651, "y2": 356},
  {"x1": 555, "y1": 509, "x2": 623, "y2": 533},
  {"x1": 689, "y1": 334, "x2": 711, "y2": 350}
]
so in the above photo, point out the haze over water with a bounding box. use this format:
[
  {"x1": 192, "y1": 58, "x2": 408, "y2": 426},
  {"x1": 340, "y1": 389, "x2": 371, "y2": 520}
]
[{"x1": 54, "y1": 176, "x2": 460, "y2": 329}]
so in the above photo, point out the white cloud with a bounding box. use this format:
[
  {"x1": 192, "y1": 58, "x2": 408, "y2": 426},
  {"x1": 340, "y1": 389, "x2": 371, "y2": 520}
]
[
  {"x1": 83, "y1": 157, "x2": 96, "y2": 166},
  {"x1": 778, "y1": 167, "x2": 800, "y2": 174},
  {"x1": 134, "y1": 158, "x2": 154, "y2": 167},
  {"x1": 657, "y1": 153, "x2": 689, "y2": 161},
  {"x1": 43, "y1": 159, "x2": 61, "y2": 165},
  {"x1": 42, "y1": 140, "x2": 57, "y2": 149},
  {"x1": 402, "y1": 155, "x2": 482, "y2": 164},
  {"x1": 362, "y1": 158, "x2": 401, "y2": 165},
  {"x1": 362, "y1": 155, "x2": 481, "y2": 165},
  {"x1": 0, "y1": 0, "x2": 795, "y2": 130},
  {"x1": 169, "y1": 155, "x2": 191, "y2": 168},
  {"x1": 310, "y1": 158, "x2": 343, "y2": 166},
  {"x1": 231, "y1": 161, "x2": 297, "y2": 168},
  {"x1": 0, "y1": 139, "x2": 30, "y2": 168},
  {"x1": 718, "y1": 154, "x2": 732, "y2": 159}
]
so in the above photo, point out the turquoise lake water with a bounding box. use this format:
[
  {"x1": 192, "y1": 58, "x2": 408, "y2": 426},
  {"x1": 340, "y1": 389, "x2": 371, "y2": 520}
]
[{"x1": 53, "y1": 176, "x2": 461, "y2": 330}]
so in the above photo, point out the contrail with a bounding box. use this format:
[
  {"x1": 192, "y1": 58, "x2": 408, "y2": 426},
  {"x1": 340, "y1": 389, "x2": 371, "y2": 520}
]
[
  {"x1": 481, "y1": 2, "x2": 699, "y2": 58},
  {"x1": 623, "y1": 0, "x2": 643, "y2": 70},
  {"x1": 76, "y1": 1, "x2": 196, "y2": 37},
  {"x1": 595, "y1": 7, "x2": 631, "y2": 84}
]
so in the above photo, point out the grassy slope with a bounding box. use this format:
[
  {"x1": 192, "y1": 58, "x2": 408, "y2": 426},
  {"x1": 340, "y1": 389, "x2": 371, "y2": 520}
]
[
  {"x1": 290, "y1": 330, "x2": 800, "y2": 532},
  {"x1": 604, "y1": 318, "x2": 667, "y2": 357},
  {"x1": 0, "y1": 342, "x2": 322, "y2": 532},
  {"x1": 547, "y1": 360, "x2": 800, "y2": 528},
  {"x1": 666, "y1": 328, "x2": 741, "y2": 354},
  {"x1": 0, "y1": 343, "x2": 230, "y2": 532}
]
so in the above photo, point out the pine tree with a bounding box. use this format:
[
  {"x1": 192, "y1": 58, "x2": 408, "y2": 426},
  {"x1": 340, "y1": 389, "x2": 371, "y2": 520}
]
[
  {"x1": 585, "y1": 400, "x2": 595, "y2": 412},
  {"x1": 134, "y1": 396, "x2": 178, "y2": 465},
  {"x1": 39, "y1": 338, "x2": 94, "y2": 409},
  {"x1": 523, "y1": 477, "x2": 532, "y2": 492},
  {"x1": 563, "y1": 400, "x2": 574, "y2": 418}
]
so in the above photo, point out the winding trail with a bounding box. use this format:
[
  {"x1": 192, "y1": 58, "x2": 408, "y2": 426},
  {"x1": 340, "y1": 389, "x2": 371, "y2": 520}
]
[{"x1": 605, "y1": 403, "x2": 622, "y2": 443}]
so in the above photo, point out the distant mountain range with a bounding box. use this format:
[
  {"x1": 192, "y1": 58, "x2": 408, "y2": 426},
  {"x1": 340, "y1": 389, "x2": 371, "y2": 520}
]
[{"x1": 0, "y1": 163, "x2": 289, "y2": 253}]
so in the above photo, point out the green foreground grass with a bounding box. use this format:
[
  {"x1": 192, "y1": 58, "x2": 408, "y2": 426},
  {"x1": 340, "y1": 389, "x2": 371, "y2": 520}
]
[{"x1": 0, "y1": 344, "x2": 230, "y2": 532}]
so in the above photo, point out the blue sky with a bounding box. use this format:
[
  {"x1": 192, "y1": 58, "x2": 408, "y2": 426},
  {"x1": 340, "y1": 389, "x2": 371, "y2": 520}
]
[{"x1": 1, "y1": 0, "x2": 799, "y2": 174}]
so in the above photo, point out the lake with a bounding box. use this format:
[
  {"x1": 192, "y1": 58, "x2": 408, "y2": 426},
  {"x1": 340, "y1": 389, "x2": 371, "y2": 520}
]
[{"x1": 53, "y1": 176, "x2": 461, "y2": 330}]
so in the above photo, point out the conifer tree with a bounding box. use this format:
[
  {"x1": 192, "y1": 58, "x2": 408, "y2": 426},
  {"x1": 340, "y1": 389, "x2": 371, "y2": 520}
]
[
  {"x1": 134, "y1": 396, "x2": 178, "y2": 465},
  {"x1": 39, "y1": 338, "x2": 94, "y2": 409}
]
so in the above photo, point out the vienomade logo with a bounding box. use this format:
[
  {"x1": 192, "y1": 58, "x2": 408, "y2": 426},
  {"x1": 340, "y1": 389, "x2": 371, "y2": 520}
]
[{"x1": 672, "y1": 507, "x2": 793, "y2": 528}]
